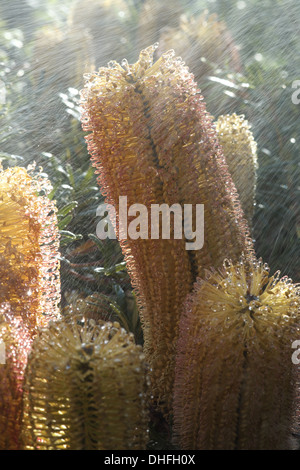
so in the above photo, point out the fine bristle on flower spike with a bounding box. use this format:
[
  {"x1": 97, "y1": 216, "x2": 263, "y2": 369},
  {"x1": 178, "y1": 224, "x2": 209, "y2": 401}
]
[
  {"x1": 0, "y1": 166, "x2": 60, "y2": 450},
  {"x1": 80, "y1": 45, "x2": 255, "y2": 414},
  {"x1": 173, "y1": 257, "x2": 300, "y2": 450},
  {"x1": 21, "y1": 317, "x2": 149, "y2": 450},
  {"x1": 216, "y1": 113, "x2": 258, "y2": 227},
  {"x1": 0, "y1": 305, "x2": 32, "y2": 450},
  {"x1": 0, "y1": 166, "x2": 61, "y2": 331}
]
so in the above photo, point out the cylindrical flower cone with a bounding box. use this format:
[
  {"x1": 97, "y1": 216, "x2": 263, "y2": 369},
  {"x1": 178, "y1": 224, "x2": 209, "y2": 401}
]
[
  {"x1": 173, "y1": 258, "x2": 300, "y2": 450},
  {"x1": 0, "y1": 166, "x2": 61, "y2": 331},
  {"x1": 80, "y1": 45, "x2": 255, "y2": 414},
  {"x1": 0, "y1": 166, "x2": 60, "y2": 449},
  {"x1": 0, "y1": 306, "x2": 32, "y2": 450},
  {"x1": 21, "y1": 317, "x2": 149, "y2": 450},
  {"x1": 216, "y1": 113, "x2": 258, "y2": 227}
]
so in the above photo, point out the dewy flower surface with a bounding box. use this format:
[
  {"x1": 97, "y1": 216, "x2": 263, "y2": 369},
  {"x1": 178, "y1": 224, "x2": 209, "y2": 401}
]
[
  {"x1": 0, "y1": 166, "x2": 61, "y2": 330},
  {"x1": 21, "y1": 317, "x2": 149, "y2": 450},
  {"x1": 81, "y1": 44, "x2": 255, "y2": 413},
  {"x1": 0, "y1": 306, "x2": 32, "y2": 450},
  {"x1": 173, "y1": 258, "x2": 300, "y2": 449},
  {"x1": 0, "y1": 166, "x2": 61, "y2": 449}
]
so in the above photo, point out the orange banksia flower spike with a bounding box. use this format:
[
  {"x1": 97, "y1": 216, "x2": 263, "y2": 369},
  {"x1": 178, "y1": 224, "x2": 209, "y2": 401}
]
[
  {"x1": 21, "y1": 317, "x2": 149, "y2": 450},
  {"x1": 0, "y1": 307, "x2": 32, "y2": 449},
  {"x1": 173, "y1": 258, "x2": 300, "y2": 449},
  {"x1": 0, "y1": 166, "x2": 60, "y2": 449},
  {"x1": 0, "y1": 166, "x2": 61, "y2": 330},
  {"x1": 80, "y1": 45, "x2": 255, "y2": 414}
]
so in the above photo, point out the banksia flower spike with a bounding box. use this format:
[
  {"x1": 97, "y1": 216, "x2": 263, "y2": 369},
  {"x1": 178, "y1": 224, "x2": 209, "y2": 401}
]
[
  {"x1": 21, "y1": 317, "x2": 149, "y2": 450},
  {"x1": 0, "y1": 306, "x2": 32, "y2": 450},
  {"x1": 216, "y1": 113, "x2": 258, "y2": 227},
  {"x1": 80, "y1": 45, "x2": 254, "y2": 413},
  {"x1": 173, "y1": 258, "x2": 300, "y2": 450},
  {"x1": 0, "y1": 166, "x2": 60, "y2": 449},
  {"x1": 0, "y1": 166, "x2": 61, "y2": 331}
]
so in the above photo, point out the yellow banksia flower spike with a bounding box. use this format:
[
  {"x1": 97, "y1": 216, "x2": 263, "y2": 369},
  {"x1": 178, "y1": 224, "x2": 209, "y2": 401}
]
[
  {"x1": 21, "y1": 317, "x2": 149, "y2": 450},
  {"x1": 0, "y1": 166, "x2": 61, "y2": 331},
  {"x1": 0, "y1": 306, "x2": 32, "y2": 450},
  {"x1": 216, "y1": 113, "x2": 258, "y2": 227},
  {"x1": 173, "y1": 258, "x2": 300, "y2": 450},
  {"x1": 80, "y1": 45, "x2": 254, "y2": 414}
]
